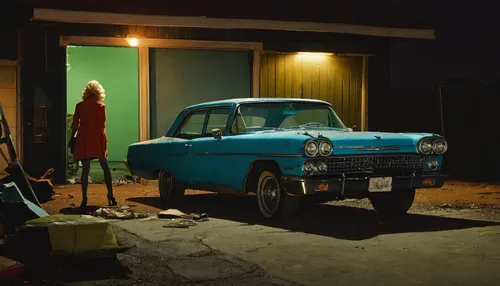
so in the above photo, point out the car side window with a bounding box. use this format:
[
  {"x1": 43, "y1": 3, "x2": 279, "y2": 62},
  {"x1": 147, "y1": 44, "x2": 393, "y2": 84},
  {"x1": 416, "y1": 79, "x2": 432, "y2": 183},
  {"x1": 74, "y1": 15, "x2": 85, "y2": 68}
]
[
  {"x1": 177, "y1": 110, "x2": 207, "y2": 138},
  {"x1": 205, "y1": 108, "x2": 231, "y2": 136},
  {"x1": 231, "y1": 114, "x2": 266, "y2": 134}
]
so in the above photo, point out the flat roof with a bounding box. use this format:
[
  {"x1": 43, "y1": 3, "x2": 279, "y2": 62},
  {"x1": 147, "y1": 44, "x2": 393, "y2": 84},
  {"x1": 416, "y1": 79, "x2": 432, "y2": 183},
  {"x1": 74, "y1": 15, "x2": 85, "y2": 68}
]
[{"x1": 31, "y1": 8, "x2": 435, "y2": 40}]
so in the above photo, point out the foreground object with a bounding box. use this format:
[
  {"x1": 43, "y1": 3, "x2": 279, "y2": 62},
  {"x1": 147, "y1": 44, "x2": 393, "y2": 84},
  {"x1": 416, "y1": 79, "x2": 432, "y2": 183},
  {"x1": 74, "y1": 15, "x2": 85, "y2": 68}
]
[
  {"x1": 10, "y1": 215, "x2": 130, "y2": 255},
  {"x1": 126, "y1": 98, "x2": 448, "y2": 219}
]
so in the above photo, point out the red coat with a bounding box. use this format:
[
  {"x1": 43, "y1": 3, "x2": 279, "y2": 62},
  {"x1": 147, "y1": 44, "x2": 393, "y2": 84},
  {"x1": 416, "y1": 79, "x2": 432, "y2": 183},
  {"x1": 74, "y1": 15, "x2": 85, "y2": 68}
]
[{"x1": 71, "y1": 97, "x2": 108, "y2": 160}]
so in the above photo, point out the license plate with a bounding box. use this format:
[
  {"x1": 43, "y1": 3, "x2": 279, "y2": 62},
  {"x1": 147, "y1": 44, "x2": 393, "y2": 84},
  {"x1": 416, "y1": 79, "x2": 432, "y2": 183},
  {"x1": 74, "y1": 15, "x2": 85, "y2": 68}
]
[{"x1": 368, "y1": 177, "x2": 392, "y2": 193}]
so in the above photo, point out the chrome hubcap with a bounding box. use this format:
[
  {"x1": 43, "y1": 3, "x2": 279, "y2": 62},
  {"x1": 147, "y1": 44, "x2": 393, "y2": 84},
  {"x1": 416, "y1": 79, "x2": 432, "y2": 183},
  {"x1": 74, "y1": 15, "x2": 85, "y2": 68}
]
[{"x1": 260, "y1": 176, "x2": 280, "y2": 215}]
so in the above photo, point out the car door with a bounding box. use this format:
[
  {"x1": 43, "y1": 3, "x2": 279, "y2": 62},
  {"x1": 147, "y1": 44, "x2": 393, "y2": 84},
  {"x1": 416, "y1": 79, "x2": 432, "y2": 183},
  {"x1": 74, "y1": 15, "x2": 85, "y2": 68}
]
[
  {"x1": 187, "y1": 107, "x2": 232, "y2": 185},
  {"x1": 172, "y1": 109, "x2": 210, "y2": 183}
]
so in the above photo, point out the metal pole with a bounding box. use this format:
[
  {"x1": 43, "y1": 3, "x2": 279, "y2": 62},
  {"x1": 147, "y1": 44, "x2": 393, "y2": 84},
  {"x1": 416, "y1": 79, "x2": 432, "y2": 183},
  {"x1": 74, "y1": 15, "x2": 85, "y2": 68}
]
[{"x1": 438, "y1": 85, "x2": 445, "y2": 136}]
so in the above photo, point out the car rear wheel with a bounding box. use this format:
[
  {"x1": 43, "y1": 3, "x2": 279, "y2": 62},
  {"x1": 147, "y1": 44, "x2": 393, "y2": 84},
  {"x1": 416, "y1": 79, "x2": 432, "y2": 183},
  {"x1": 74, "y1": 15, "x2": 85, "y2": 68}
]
[
  {"x1": 369, "y1": 188, "x2": 416, "y2": 215},
  {"x1": 158, "y1": 169, "x2": 185, "y2": 208},
  {"x1": 256, "y1": 169, "x2": 301, "y2": 219}
]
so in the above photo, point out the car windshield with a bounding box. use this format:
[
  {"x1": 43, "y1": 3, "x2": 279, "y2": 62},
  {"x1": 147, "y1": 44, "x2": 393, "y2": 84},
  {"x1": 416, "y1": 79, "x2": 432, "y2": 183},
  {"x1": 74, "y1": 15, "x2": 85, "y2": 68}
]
[{"x1": 231, "y1": 101, "x2": 347, "y2": 133}]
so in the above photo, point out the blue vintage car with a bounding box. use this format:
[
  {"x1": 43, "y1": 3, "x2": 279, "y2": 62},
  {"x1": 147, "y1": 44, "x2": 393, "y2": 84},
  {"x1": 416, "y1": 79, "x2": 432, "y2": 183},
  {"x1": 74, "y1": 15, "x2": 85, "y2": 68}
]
[{"x1": 126, "y1": 98, "x2": 447, "y2": 219}]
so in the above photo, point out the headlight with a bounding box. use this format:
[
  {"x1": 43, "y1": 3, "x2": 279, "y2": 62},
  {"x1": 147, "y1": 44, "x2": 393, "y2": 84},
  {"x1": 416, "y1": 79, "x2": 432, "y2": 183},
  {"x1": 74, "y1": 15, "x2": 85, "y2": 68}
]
[
  {"x1": 418, "y1": 139, "x2": 433, "y2": 155},
  {"x1": 304, "y1": 141, "x2": 319, "y2": 157},
  {"x1": 318, "y1": 141, "x2": 333, "y2": 156},
  {"x1": 433, "y1": 139, "x2": 447, "y2": 154},
  {"x1": 303, "y1": 161, "x2": 315, "y2": 174},
  {"x1": 427, "y1": 159, "x2": 439, "y2": 170},
  {"x1": 316, "y1": 161, "x2": 328, "y2": 173}
]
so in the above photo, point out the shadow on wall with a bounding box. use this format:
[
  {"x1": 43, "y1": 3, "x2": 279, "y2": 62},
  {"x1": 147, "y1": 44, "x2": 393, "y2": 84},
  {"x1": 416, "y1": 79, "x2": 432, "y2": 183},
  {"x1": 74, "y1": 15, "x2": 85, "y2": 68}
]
[{"x1": 380, "y1": 78, "x2": 500, "y2": 182}]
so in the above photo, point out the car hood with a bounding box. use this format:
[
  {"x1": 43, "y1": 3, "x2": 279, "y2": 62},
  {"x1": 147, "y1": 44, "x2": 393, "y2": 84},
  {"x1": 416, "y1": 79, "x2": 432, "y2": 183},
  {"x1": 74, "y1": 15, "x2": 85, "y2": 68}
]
[{"x1": 239, "y1": 129, "x2": 437, "y2": 155}]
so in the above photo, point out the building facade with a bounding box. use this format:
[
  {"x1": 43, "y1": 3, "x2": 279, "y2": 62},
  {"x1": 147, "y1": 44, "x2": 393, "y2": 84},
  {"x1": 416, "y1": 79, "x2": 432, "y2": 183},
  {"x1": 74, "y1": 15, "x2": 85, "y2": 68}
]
[{"x1": 2, "y1": 3, "x2": 435, "y2": 183}]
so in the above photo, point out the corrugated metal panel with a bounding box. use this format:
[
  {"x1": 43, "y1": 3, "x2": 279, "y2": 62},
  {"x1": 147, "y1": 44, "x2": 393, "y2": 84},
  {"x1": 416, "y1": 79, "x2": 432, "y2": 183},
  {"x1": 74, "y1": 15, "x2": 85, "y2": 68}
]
[{"x1": 260, "y1": 52, "x2": 362, "y2": 128}]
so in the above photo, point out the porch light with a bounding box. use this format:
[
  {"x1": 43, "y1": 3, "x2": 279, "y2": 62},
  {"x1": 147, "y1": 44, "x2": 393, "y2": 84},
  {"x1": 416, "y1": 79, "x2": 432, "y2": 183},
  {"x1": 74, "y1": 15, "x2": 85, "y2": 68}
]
[
  {"x1": 126, "y1": 37, "x2": 139, "y2": 47},
  {"x1": 296, "y1": 52, "x2": 335, "y2": 61},
  {"x1": 297, "y1": 52, "x2": 334, "y2": 56}
]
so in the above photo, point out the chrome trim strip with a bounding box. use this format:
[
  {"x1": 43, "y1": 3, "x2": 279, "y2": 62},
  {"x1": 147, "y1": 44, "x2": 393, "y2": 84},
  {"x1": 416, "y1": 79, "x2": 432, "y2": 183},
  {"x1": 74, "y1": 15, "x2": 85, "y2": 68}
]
[
  {"x1": 192, "y1": 152, "x2": 302, "y2": 157},
  {"x1": 124, "y1": 159, "x2": 132, "y2": 174},
  {"x1": 335, "y1": 145, "x2": 401, "y2": 151}
]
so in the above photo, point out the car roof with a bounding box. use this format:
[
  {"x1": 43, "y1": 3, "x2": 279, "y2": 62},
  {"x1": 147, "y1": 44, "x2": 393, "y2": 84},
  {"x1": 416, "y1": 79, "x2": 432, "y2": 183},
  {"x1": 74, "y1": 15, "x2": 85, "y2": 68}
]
[{"x1": 184, "y1": 97, "x2": 330, "y2": 111}]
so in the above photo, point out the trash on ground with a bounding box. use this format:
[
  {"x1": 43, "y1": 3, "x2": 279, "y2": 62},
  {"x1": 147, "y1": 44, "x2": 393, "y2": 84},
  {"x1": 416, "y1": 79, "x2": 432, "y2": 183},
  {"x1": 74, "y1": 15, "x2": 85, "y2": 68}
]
[
  {"x1": 158, "y1": 209, "x2": 209, "y2": 221},
  {"x1": 119, "y1": 205, "x2": 131, "y2": 210},
  {"x1": 139, "y1": 216, "x2": 158, "y2": 221},
  {"x1": 163, "y1": 219, "x2": 197, "y2": 228},
  {"x1": 10, "y1": 214, "x2": 132, "y2": 256},
  {"x1": 27, "y1": 168, "x2": 55, "y2": 203},
  {"x1": 92, "y1": 207, "x2": 149, "y2": 220},
  {"x1": 0, "y1": 181, "x2": 49, "y2": 227}
]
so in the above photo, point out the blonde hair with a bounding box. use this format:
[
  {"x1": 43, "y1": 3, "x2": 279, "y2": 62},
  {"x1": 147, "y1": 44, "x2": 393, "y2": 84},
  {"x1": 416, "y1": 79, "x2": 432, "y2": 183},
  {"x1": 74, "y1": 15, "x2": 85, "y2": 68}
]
[{"x1": 82, "y1": 80, "x2": 106, "y2": 101}]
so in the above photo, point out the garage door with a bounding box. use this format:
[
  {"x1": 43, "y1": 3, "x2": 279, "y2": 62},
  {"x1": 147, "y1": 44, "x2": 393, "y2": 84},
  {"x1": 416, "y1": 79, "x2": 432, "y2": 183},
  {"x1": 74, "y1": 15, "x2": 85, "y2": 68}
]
[
  {"x1": 0, "y1": 62, "x2": 18, "y2": 176},
  {"x1": 260, "y1": 52, "x2": 363, "y2": 129},
  {"x1": 149, "y1": 48, "x2": 252, "y2": 138}
]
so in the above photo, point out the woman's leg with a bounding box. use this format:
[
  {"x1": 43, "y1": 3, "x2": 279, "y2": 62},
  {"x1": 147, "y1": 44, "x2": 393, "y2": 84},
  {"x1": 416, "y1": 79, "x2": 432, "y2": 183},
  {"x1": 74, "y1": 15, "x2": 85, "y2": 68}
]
[
  {"x1": 99, "y1": 158, "x2": 117, "y2": 205},
  {"x1": 80, "y1": 159, "x2": 91, "y2": 207}
]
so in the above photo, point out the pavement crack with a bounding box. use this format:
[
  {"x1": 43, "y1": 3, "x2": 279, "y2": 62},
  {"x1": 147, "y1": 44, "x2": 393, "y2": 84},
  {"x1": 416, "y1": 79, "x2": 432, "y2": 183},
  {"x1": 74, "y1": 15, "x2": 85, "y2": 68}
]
[{"x1": 192, "y1": 235, "x2": 223, "y2": 257}]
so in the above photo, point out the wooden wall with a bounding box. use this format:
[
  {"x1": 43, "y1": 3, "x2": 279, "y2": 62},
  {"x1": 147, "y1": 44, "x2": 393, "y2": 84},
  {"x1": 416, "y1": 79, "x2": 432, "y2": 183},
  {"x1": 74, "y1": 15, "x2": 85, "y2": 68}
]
[
  {"x1": 260, "y1": 52, "x2": 363, "y2": 128},
  {"x1": 0, "y1": 62, "x2": 18, "y2": 176}
]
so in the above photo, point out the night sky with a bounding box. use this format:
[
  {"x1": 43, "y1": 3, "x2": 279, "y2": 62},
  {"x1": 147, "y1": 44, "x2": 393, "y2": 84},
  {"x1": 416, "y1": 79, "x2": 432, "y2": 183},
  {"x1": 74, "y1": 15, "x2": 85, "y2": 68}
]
[
  {"x1": 388, "y1": 0, "x2": 499, "y2": 89},
  {"x1": 4, "y1": 0, "x2": 500, "y2": 89}
]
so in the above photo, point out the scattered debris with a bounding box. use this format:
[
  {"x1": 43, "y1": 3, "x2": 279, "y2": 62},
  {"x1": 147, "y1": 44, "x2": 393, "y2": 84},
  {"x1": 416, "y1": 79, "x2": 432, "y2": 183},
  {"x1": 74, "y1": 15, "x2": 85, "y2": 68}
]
[
  {"x1": 163, "y1": 219, "x2": 197, "y2": 228},
  {"x1": 119, "y1": 205, "x2": 131, "y2": 210},
  {"x1": 440, "y1": 203, "x2": 452, "y2": 209},
  {"x1": 0, "y1": 181, "x2": 49, "y2": 227},
  {"x1": 92, "y1": 207, "x2": 149, "y2": 220},
  {"x1": 158, "y1": 209, "x2": 209, "y2": 221},
  {"x1": 67, "y1": 174, "x2": 140, "y2": 186},
  {"x1": 27, "y1": 168, "x2": 55, "y2": 203},
  {"x1": 158, "y1": 209, "x2": 209, "y2": 228},
  {"x1": 11, "y1": 214, "x2": 132, "y2": 255}
]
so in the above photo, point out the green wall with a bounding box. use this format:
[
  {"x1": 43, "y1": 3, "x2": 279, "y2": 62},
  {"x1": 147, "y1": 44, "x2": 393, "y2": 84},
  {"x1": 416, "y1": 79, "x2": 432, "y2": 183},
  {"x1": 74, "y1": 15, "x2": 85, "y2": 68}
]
[{"x1": 66, "y1": 46, "x2": 139, "y2": 162}]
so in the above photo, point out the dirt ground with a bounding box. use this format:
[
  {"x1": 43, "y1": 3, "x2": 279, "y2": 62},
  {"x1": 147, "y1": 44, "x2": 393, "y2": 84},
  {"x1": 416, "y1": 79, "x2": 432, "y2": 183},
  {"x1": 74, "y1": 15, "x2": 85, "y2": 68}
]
[
  {"x1": 17, "y1": 180, "x2": 500, "y2": 285},
  {"x1": 41, "y1": 180, "x2": 500, "y2": 215}
]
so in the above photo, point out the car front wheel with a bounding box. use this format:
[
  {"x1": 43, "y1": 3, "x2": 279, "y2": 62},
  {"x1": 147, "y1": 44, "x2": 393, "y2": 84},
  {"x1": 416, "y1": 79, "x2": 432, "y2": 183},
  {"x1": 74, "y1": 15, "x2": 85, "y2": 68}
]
[
  {"x1": 256, "y1": 169, "x2": 301, "y2": 219},
  {"x1": 158, "y1": 169, "x2": 185, "y2": 208},
  {"x1": 369, "y1": 188, "x2": 416, "y2": 215}
]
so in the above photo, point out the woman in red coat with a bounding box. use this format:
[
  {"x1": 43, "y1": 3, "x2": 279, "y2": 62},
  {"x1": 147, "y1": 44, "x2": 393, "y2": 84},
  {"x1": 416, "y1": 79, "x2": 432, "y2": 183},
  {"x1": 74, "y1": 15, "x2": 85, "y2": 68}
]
[{"x1": 69, "y1": 80, "x2": 117, "y2": 208}]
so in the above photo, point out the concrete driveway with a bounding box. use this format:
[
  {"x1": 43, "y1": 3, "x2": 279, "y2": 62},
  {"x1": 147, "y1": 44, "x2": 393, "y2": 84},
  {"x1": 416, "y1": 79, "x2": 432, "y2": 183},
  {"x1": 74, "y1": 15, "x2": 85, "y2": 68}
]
[{"x1": 110, "y1": 194, "x2": 500, "y2": 286}]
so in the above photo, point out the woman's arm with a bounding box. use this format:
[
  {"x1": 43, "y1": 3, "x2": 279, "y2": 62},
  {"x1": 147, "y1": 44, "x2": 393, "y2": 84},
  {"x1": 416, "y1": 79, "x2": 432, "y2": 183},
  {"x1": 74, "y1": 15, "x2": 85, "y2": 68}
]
[
  {"x1": 97, "y1": 104, "x2": 106, "y2": 130},
  {"x1": 70, "y1": 104, "x2": 80, "y2": 138}
]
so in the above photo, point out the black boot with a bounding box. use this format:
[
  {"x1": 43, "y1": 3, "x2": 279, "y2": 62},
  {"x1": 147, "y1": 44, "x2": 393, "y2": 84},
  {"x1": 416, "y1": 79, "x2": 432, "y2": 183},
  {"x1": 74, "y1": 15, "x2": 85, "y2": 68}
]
[
  {"x1": 80, "y1": 196, "x2": 88, "y2": 208},
  {"x1": 107, "y1": 193, "x2": 117, "y2": 206}
]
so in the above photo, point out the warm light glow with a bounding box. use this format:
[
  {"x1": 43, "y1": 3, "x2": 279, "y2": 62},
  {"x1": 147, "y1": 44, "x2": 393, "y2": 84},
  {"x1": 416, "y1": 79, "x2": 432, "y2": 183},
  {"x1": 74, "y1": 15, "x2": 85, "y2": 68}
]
[
  {"x1": 295, "y1": 52, "x2": 334, "y2": 61},
  {"x1": 297, "y1": 52, "x2": 334, "y2": 56},
  {"x1": 126, "y1": 37, "x2": 139, "y2": 47}
]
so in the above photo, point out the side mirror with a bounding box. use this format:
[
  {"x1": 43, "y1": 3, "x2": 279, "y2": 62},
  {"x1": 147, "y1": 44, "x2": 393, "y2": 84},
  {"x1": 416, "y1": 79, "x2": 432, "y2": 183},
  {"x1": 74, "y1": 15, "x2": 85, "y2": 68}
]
[
  {"x1": 212, "y1": 128, "x2": 222, "y2": 140},
  {"x1": 351, "y1": 125, "x2": 358, "y2": 132}
]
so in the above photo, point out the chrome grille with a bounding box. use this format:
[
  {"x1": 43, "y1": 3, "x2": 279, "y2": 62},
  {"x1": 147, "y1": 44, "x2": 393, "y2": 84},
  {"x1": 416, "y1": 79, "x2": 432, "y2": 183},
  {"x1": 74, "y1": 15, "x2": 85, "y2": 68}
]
[{"x1": 324, "y1": 155, "x2": 425, "y2": 174}]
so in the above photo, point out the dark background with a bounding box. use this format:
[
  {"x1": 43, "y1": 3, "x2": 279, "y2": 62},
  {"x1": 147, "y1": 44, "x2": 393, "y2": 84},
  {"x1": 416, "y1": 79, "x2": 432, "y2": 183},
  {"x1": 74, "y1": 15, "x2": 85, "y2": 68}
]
[{"x1": 1, "y1": 0, "x2": 499, "y2": 182}]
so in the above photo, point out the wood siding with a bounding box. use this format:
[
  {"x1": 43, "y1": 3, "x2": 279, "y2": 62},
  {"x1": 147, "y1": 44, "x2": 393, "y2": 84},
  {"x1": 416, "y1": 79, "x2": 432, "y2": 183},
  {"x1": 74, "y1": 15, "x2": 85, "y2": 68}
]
[
  {"x1": 0, "y1": 63, "x2": 18, "y2": 176},
  {"x1": 260, "y1": 52, "x2": 363, "y2": 128}
]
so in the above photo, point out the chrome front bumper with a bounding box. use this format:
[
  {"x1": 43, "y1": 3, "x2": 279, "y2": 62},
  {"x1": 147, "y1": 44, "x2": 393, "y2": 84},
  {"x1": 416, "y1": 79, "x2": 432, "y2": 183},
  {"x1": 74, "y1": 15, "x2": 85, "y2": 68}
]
[{"x1": 281, "y1": 173, "x2": 446, "y2": 197}]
